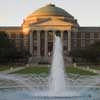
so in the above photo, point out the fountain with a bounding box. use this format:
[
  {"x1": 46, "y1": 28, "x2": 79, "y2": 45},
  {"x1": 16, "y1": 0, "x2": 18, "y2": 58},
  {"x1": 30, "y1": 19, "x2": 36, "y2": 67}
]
[
  {"x1": 0, "y1": 35, "x2": 100, "y2": 100},
  {"x1": 49, "y1": 36, "x2": 66, "y2": 96}
]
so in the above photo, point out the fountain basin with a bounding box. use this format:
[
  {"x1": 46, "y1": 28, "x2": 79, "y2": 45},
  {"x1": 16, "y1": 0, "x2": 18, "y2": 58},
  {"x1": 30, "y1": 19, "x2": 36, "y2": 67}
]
[
  {"x1": 32, "y1": 96, "x2": 90, "y2": 100},
  {"x1": 0, "y1": 86, "x2": 99, "y2": 100}
]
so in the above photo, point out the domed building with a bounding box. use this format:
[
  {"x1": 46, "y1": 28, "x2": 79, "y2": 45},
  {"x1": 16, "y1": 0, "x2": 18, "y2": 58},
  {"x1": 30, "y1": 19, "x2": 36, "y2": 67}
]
[{"x1": 0, "y1": 4, "x2": 100, "y2": 64}]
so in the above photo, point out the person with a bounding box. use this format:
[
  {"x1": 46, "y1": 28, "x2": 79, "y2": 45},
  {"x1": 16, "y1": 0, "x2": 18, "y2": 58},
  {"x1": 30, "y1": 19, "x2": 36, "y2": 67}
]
[{"x1": 48, "y1": 52, "x2": 51, "y2": 57}]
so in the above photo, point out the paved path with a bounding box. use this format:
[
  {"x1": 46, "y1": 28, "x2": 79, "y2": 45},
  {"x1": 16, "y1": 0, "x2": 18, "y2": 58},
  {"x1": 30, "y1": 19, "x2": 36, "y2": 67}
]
[
  {"x1": 94, "y1": 70, "x2": 100, "y2": 74},
  {"x1": 73, "y1": 66, "x2": 100, "y2": 75},
  {"x1": 0, "y1": 64, "x2": 49, "y2": 74},
  {"x1": 0, "y1": 67, "x2": 25, "y2": 74},
  {"x1": 1, "y1": 65, "x2": 100, "y2": 75}
]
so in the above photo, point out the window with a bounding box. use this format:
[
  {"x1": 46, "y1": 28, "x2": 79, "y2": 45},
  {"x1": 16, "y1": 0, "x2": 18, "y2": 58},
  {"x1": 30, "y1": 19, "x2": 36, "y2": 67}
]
[
  {"x1": 81, "y1": 39, "x2": 85, "y2": 48},
  {"x1": 11, "y1": 33, "x2": 16, "y2": 39},
  {"x1": 85, "y1": 33, "x2": 90, "y2": 39},
  {"x1": 55, "y1": 30, "x2": 61, "y2": 37},
  {"x1": 40, "y1": 31, "x2": 45, "y2": 56},
  {"x1": 81, "y1": 33, "x2": 85, "y2": 39},
  {"x1": 33, "y1": 31, "x2": 37, "y2": 56},
  {"x1": 77, "y1": 33, "x2": 81, "y2": 39},
  {"x1": 48, "y1": 31, "x2": 53, "y2": 41},
  {"x1": 19, "y1": 34, "x2": 23, "y2": 39},
  {"x1": 94, "y1": 33, "x2": 99, "y2": 39},
  {"x1": 48, "y1": 31, "x2": 53, "y2": 56},
  {"x1": 63, "y1": 31, "x2": 68, "y2": 40},
  {"x1": 63, "y1": 31, "x2": 68, "y2": 52}
]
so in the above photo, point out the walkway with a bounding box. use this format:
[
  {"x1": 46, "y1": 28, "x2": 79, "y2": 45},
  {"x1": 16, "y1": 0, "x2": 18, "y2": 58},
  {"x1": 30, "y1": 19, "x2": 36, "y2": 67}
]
[
  {"x1": 95, "y1": 70, "x2": 100, "y2": 74},
  {"x1": 0, "y1": 67, "x2": 25, "y2": 74}
]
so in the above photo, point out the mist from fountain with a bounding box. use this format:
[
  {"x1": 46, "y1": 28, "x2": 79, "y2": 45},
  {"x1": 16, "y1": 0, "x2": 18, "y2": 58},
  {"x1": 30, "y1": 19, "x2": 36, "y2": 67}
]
[{"x1": 0, "y1": 74, "x2": 32, "y2": 90}]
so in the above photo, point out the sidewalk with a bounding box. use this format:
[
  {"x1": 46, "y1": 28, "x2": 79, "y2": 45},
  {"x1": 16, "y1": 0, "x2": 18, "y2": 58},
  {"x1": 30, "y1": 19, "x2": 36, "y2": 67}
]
[
  {"x1": 95, "y1": 70, "x2": 100, "y2": 74},
  {"x1": 0, "y1": 67, "x2": 25, "y2": 74}
]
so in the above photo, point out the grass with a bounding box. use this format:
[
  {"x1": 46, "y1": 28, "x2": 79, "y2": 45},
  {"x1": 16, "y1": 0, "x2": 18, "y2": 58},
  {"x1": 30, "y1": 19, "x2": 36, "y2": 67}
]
[
  {"x1": 0, "y1": 65, "x2": 20, "y2": 72},
  {"x1": 11, "y1": 66, "x2": 50, "y2": 74},
  {"x1": 11, "y1": 66, "x2": 97, "y2": 75},
  {"x1": 0, "y1": 66, "x2": 10, "y2": 71},
  {"x1": 90, "y1": 66, "x2": 100, "y2": 70},
  {"x1": 65, "y1": 67, "x2": 97, "y2": 75}
]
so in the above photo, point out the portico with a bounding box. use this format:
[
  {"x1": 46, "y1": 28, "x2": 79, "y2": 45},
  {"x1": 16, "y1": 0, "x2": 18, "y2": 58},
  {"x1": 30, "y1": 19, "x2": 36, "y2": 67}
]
[{"x1": 29, "y1": 29, "x2": 71, "y2": 60}]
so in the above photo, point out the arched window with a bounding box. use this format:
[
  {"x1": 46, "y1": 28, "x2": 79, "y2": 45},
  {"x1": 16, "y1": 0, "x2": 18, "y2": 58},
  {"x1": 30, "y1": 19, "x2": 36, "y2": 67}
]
[
  {"x1": 63, "y1": 31, "x2": 68, "y2": 40},
  {"x1": 63, "y1": 31, "x2": 68, "y2": 55},
  {"x1": 33, "y1": 31, "x2": 37, "y2": 56},
  {"x1": 55, "y1": 30, "x2": 61, "y2": 37},
  {"x1": 48, "y1": 31, "x2": 53, "y2": 56},
  {"x1": 40, "y1": 30, "x2": 45, "y2": 56},
  {"x1": 48, "y1": 31, "x2": 53, "y2": 41}
]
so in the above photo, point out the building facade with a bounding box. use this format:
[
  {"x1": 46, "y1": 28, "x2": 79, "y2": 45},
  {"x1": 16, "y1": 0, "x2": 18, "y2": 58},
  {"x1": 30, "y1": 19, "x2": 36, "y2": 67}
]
[{"x1": 0, "y1": 4, "x2": 100, "y2": 64}]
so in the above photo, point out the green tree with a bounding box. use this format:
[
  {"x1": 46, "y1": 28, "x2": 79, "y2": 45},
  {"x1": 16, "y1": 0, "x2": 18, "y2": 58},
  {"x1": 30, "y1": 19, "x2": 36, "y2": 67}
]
[
  {"x1": 85, "y1": 41, "x2": 100, "y2": 62},
  {"x1": 71, "y1": 41, "x2": 100, "y2": 63},
  {"x1": 71, "y1": 48, "x2": 86, "y2": 62},
  {"x1": 0, "y1": 31, "x2": 17, "y2": 63}
]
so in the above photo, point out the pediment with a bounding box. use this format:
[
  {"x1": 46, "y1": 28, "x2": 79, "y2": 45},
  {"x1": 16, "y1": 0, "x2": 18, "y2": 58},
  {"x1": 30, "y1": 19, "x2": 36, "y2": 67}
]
[{"x1": 30, "y1": 18, "x2": 73, "y2": 26}]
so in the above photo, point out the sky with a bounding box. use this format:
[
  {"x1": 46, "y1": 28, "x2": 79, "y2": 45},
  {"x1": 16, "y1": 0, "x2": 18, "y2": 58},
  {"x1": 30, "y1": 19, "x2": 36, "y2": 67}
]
[{"x1": 0, "y1": 0, "x2": 100, "y2": 26}]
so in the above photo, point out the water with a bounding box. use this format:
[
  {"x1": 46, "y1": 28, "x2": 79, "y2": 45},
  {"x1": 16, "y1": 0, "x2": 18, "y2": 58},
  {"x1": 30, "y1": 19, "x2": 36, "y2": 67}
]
[
  {"x1": 0, "y1": 36, "x2": 100, "y2": 100},
  {"x1": 49, "y1": 36, "x2": 66, "y2": 96},
  {"x1": 0, "y1": 74, "x2": 100, "y2": 100}
]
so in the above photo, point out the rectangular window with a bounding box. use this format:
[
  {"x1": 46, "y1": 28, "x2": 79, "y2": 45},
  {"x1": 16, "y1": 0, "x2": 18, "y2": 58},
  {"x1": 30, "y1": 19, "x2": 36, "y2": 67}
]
[
  {"x1": 85, "y1": 33, "x2": 90, "y2": 39},
  {"x1": 81, "y1": 33, "x2": 85, "y2": 39},
  {"x1": 11, "y1": 33, "x2": 16, "y2": 39},
  {"x1": 81, "y1": 39, "x2": 85, "y2": 48},
  {"x1": 94, "y1": 33, "x2": 99, "y2": 39}
]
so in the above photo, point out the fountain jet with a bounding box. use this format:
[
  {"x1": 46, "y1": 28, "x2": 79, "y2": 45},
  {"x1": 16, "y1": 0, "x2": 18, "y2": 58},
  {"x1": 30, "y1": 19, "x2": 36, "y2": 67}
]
[{"x1": 49, "y1": 36, "x2": 66, "y2": 96}]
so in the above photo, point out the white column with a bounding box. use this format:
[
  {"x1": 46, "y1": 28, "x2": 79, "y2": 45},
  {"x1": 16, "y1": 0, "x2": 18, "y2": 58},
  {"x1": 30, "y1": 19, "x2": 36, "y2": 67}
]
[
  {"x1": 37, "y1": 31, "x2": 40, "y2": 57},
  {"x1": 45, "y1": 31, "x2": 48, "y2": 57},
  {"x1": 61, "y1": 31, "x2": 64, "y2": 48},
  {"x1": 53, "y1": 30, "x2": 55, "y2": 43},
  {"x1": 30, "y1": 31, "x2": 33, "y2": 56},
  {"x1": 61, "y1": 31, "x2": 63, "y2": 40},
  {"x1": 68, "y1": 30, "x2": 71, "y2": 51}
]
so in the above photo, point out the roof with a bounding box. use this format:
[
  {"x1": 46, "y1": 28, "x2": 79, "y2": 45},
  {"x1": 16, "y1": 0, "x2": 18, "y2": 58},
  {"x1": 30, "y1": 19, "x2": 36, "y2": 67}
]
[
  {"x1": 0, "y1": 26, "x2": 22, "y2": 30},
  {"x1": 28, "y1": 4, "x2": 74, "y2": 18},
  {"x1": 78, "y1": 27, "x2": 100, "y2": 32}
]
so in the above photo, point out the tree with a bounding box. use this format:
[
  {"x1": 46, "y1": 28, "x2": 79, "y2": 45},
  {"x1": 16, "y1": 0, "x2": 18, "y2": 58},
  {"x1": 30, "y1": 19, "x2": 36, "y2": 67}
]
[
  {"x1": 86, "y1": 41, "x2": 100, "y2": 62},
  {"x1": 71, "y1": 41, "x2": 100, "y2": 63},
  {"x1": 71, "y1": 48, "x2": 86, "y2": 62},
  {"x1": 0, "y1": 31, "x2": 17, "y2": 63}
]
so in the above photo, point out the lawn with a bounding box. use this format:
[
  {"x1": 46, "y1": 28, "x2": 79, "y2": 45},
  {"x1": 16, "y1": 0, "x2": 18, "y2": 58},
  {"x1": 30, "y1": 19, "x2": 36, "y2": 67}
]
[
  {"x1": 0, "y1": 65, "x2": 21, "y2": 72},
  {"x1": 11, "y1": 66, "x2": 97, "y2": 75},
  {"x1": 90, "y1": 66, "x2": 100, "y2": 70},
  {"x1": 11, "y1": 66, "x2": 50, "y2": 74},
  {"x1": 0, "y1": 66, "x2": 10, "y2": 71},
  {"x1": 66, "y1": 67, "x2": 97, "y2": 75}
]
